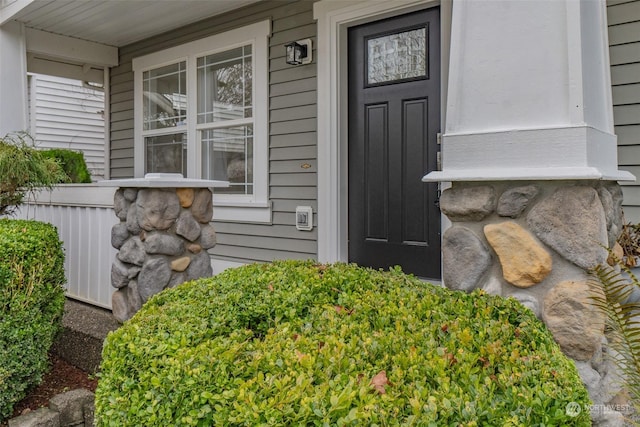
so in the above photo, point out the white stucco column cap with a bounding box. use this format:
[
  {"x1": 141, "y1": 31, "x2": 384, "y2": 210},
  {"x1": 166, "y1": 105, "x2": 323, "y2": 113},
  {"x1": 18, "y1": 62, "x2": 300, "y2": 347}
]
[{"x1": 98, "y1": 173, "x2": 230, "y2": 188}]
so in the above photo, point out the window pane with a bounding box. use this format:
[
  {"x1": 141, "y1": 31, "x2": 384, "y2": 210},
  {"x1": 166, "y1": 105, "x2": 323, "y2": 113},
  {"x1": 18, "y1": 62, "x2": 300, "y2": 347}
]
[
  {"x1": 145, "y1": 133, "x2": 187, "y2": 175},
  {"x1": 367, "y1": 27, "x2": 426, "y2": 85},
  {"x1": 143, "y1": 62, "x2": 187, "y2": 130},
  {"x1": 201, "y1": 125, "x2": 253, "y2": 194},
  {"x1": 197, "y1": 45, "x2": 252, "y2": 124}
]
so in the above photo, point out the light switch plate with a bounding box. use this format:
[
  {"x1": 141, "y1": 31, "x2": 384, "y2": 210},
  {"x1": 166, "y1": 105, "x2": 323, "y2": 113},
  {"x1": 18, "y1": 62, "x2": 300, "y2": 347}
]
[{"x1": 295, "y1": 206, "x2": 313, "y2": 231}]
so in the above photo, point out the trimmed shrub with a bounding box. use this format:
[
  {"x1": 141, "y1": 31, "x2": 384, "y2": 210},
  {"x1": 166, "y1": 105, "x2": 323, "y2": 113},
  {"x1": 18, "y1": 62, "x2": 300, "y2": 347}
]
[
  {"x1": 96, "y1": 261, "x2": 590, "y2": 426},
  {"x1": 0, "y1": 219, "x2": 66, "y2": 421},
  {"x1": 41, "y1": 149, "x2": 92, "y2": 183}
]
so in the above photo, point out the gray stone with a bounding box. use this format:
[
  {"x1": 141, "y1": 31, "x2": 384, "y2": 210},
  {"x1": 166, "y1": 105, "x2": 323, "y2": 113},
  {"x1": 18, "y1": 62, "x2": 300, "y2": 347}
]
[
  {"x1": 83, "y1": 401, "x2": 95, "y2": 427},
  {"x1": 136, "y1": 189, "x2": 181, "y2": 231},
  {"x1": 575, "y1": 361, "x2": 602, "y2": 401},
  {"x1": 176, "y1": 211, "x2": 201, "y2": 242},
  {"x1": 200, "y1": 224, "x2": 217, "y2": 249},
  {"x1": 111, "y1": 259, "x2": 130, "y2": 288},
  {"x1": 117, "y1": 237, "x2": 146, "y2": 266},
  {"x1": 510, "y1": 292, "x2": 541, "y2": 318},
  {"x1": 114, "y1": 189, "x2": 129, "y2": 221},
  {"x1": 127, "y1": 266, "x2": 141, "y2": 279},
  {"x1": 543, "y1": 280, "x2": 606, "y2": 361},
  {"x1": 192, "y1": 188, "x2": 213, "y2": 223},
  {"x1": 144, "y1": 232, "x2": 184, "y2": 256},
  {"x1": 439, "y1": 185, "x2": 496, "y2": 222},
  {"x1": 527, "y1": 186, "x2": 608, "y2": 269},
  {"x1": 123, "y1": 188, "x2": 138, "y2": 202},
  {"x1": 497, "y1": 185, "x2": 539, "y2": 218},
  {"x1": 138, "y1": 257, "x2": 172, "y2": 302},
  {"x1": 126, "y1": 280, "x2": 143, "y2": 314},
  {"x1": 126, "y1": 202, "x2": 141, "y2": 235},
  {"x1": 8, "y1": 407, "x2": 60, "y2": 427},
  {"x1": 482, "y1": 276, "x2": 502, "y2": 296},
  {"x1": 186, "y1": 251, "x2": 213, "y2": 281},
  {"x1": 110, "y1": 223, "x2": 129, "y2": 250},
  {"x1": 599, "y1": 182, "x2": 624, "y2": 248},
  {"x1": 111, "y1": 288, "x2": 130, "y2": 323},
  {"x1": 442, "y1": 226, "x2": 491, "y2": 291},
  {"x1": 49, "y1": 388, "x2": 95, "y2": 427},
  {"x1": 168, "y1": 272, "x2": 187, "y2": 288},
  {"x1": 591, "y1": 408, "x2": 625, "y2": 427}
]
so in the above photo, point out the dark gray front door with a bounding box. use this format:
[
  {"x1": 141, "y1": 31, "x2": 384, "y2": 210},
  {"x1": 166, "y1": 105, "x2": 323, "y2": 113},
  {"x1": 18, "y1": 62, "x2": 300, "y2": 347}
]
[{"x1": 348, "y1": 7, "x2": 441, "y2": 279}]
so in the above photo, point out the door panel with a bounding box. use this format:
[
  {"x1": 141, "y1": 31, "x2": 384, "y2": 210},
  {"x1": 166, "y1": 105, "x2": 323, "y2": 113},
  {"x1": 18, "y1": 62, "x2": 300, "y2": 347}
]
[{"x1": 348, "y1": 7, "x2": 441, "y2": 279}]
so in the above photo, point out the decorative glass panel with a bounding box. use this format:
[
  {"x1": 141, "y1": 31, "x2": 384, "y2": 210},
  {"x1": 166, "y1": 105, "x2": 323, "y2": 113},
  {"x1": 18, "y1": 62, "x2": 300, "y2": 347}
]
[
  {"x1": 367, "y1": 27, "x2": 426, "y2": 85},
  {"x1": 143, "y1": 62, "x2": 187, "y2": 130},
  {"x1": 197, "y1": 45, "x2": 252, "y2": 124},
  {"x1": 201, "y1": 125, "x2": 253, "y2": 194},
  {"x1": 145, "y1": 133, "x2": 187, "y2": 174}
]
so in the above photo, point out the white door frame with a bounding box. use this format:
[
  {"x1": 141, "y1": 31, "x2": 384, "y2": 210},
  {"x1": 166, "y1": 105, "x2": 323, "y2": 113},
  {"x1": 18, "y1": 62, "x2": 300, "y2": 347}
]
[{"x1": 313, "y1": 0, "x2": 450, "y2": 263}]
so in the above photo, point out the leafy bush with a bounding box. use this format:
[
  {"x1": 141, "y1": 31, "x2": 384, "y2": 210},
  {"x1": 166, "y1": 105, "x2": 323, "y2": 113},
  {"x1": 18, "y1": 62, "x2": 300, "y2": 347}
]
[
  {"x1": 0, "y1": 133, "x2": 67, "y2": 216},
  {"x1": 0, "y1": 219, "x2": 66, "y2": 421},
  {"x1": 96, "y1": 261, "x2": 590, "y2": 426},
  {"x1": 41, "y1": 149, "x2": 92, "y2": 183}
]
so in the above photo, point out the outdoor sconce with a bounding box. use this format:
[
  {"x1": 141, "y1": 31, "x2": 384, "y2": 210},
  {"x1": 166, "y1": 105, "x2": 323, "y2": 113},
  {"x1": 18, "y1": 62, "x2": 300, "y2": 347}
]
[{"x1": 285, "y1": 39, "x2": 312, "y2": 65}]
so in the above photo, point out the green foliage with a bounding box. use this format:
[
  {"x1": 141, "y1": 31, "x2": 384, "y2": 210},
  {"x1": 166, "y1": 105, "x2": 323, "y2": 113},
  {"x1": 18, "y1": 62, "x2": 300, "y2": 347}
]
[
  {"x1": 41, "y1": 149, "x2": 92, "y2": 183},
  {"x1": 96, "y1": 261, "x2": 590, "y2": 427},
  {"x1": 0, "y1": 133, "x2": 67, "y2": 216},
  {"x1": 589, "y1": 263, "x2": 640, "y2": 404},
  {"x1": 0, "y1": 219, "x2": 66, "y2": 421}
]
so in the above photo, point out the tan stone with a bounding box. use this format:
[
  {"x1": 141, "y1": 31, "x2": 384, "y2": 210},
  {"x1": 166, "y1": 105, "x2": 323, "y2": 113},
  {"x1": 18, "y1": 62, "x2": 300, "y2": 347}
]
[
  {"x1": 186, "y1": 243, "x2": 202, "y2": 254},
  {"x1": 543, "y1": 280, "x2": 605, "y2": 361},
  {"x1": 176, "y1": 188, "x2": 195, "y2": 208},
  {"x1": 607, "y1": 242, "x2": 624, "y2": 266},
  {"x1": 484, "y1": 221, "x2": 552, "y2": 288},
  {"x1": 171, "y1": 256, "x2": 191, "y2": 272}
]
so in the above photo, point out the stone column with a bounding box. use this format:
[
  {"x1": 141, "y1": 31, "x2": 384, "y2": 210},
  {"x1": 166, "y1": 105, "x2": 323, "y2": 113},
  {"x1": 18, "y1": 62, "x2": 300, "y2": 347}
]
[
  {"x1": 424, "y1": 2, "x2": 633, "y2": 424},
  {"x1": 101, "y1": 174, "x2": 227, "y2": 322}
]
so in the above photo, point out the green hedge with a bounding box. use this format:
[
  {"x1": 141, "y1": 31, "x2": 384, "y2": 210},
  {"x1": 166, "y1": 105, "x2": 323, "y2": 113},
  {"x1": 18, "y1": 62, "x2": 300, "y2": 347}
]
[
  {"x1": 0, "y1": 219, "x2": 66, "y2": 421},
  {"x1": 41, "y1": 149, "x2": 92, "y2": 183},
  {"x1": 96, "y1": 261, "x2": 590, "y2": 426}
]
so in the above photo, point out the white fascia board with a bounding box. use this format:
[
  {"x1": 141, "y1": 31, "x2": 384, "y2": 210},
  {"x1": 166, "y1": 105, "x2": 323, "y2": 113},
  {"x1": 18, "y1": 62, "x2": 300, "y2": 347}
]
[
  {"x1": 25, "y1": 28, "x2": 118, "y2": 67},
  {"x1": 0, "y1": 0, "x2": 33, "y2": 25}
]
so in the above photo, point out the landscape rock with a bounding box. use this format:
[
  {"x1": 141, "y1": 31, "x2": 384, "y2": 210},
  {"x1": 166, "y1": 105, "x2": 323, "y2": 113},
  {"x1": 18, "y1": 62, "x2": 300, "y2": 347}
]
[
  {"x1": 49, "y1": 388, "x2": 94, "y2": 427},
  {"x1": 442, "y1": 226, "x2": 491, "y2": 291},
  {"x1": 484, "y1": 221, "x2": 552, "y2": 287},
  {"x1": 138, "y1": 257, "x2": 172, "y2": 302},
  {"x1": 117, "y1": 237, "x2": 146, "y2": 266},
  {"x1": 110, "y1": 259, "x2": 130, "y2": 288},
  {"x1": 191, "y1": 189, "x2": 213, "y2": 223},
  {"x1": 126, "y1": 280, "x2": 142, "y2": 314},
  {"x1": 200, "y1": 224, "x2": 217, "y2": 249},
  {"x1": 186, "y1": 243, "x2": 202, "y2": 254},
  {"x1": 176, "y1": 211, "x2": 201, "y2": 242},
  {"x1": 598, "y1": 182, "x2": 624, "y2": 248},
  {"x1": 510, "y1": 291, "x2": 541, "y2": 318},
  {"x1": 83, "y1": 400, "x2": 95, "y2": 427},
  {"x1": 543, "y1": 280, "x2": 606, "y2": 361},
  {"x1": 186, "y1": 251, "x2": 213, "y2": 281},
  {"x1": 528, "y1": 186, "x2": 608, "y2": 269},
  {"x1": 171, "y1": 256, "x2": 191, "y2": 272},
  {"x1": 144, "y1": 232, "x2": 184, "y2": 256},
  {"x1": 176, "y1": 188, "x2": 194, "y2": 208},
  {"x1": 8, "y1": 407, "x2": 60, "y2": 427},
  {"x1": 136, "y1": 189, "x2": 181, "y2": 231},
  {"x1": 113, "y1": 189, "x2": 129, "y2": 221},
  {"x1": 574, "y1": 361, "x2": 601, "y2": 401},
  {"x1": 439, "y1": 185, "x2": 496, "y2": 222},
  {"x1": 110, "y1": 223, "x2": 130, "y2": 250},
  {"x1": 127, "y1": 266, "x2": 141, "y2": 279},
  {"x1": 168, "y1": 272, "x2": 187, "y2": 288},
  {"x1": 591, "y1": 408, "x2": 625, "y2": 427},
  {"x1": 497, "y1": 184, "x2": 539, "y2": 218},
  {"x1": 482, "y1": 275, "x2": 503, "y2": 296}
]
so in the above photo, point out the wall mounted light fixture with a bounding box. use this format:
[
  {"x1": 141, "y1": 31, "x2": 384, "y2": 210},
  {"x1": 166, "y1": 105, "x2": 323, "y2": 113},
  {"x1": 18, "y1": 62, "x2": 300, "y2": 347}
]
[{"x1": 285, "y1": 39, "x2": 312, "y2": 65}]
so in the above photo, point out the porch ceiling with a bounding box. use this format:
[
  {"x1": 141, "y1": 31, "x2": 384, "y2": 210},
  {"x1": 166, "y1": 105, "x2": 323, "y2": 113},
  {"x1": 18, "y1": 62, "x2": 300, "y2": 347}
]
[{"x1": 8, "y1": 0, "x2": 262, "y2": 47}]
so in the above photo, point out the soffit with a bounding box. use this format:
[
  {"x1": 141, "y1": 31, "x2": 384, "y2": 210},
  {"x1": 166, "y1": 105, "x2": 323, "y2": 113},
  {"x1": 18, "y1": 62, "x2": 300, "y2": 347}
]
[{"x1": 10, "y1": 0, "x2": 261, "y2": 47}]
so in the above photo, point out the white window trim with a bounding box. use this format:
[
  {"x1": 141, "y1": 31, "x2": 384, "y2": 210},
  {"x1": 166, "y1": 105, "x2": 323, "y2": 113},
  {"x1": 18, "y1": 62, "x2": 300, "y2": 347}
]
[{"x1": 133, "y1": 20, "x2": 271, "y2": 223}]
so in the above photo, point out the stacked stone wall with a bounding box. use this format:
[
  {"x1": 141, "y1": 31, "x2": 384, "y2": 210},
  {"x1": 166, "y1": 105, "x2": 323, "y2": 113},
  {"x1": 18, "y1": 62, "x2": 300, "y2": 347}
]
[
  {"x1": 440, "y1": 180, "x2": 629, "y2": 425},
  {"x1": 109, "y1": 187, "x2": 216, "y2": 322}
]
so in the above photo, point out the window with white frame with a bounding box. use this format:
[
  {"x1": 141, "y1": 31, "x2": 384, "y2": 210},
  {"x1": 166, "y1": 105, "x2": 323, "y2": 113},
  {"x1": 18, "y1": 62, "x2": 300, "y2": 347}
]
[{"x1": 133, "y1": 20, "x2": 271, "y2": 222}]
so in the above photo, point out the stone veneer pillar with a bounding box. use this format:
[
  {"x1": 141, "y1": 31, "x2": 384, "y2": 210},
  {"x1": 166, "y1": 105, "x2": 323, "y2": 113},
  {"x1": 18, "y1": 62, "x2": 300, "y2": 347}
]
[
  {"x1": 423, "y1": 1, "x2": 635, "y2": 424},
  {"x1": 100, "y1": 174, "x2": 227, "y2": 322}
]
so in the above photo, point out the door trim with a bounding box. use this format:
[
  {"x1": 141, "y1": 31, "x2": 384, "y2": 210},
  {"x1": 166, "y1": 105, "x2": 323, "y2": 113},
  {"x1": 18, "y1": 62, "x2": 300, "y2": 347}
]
[{"x1": 314, "y1": 0, "x2": 451, "y2": 267}]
